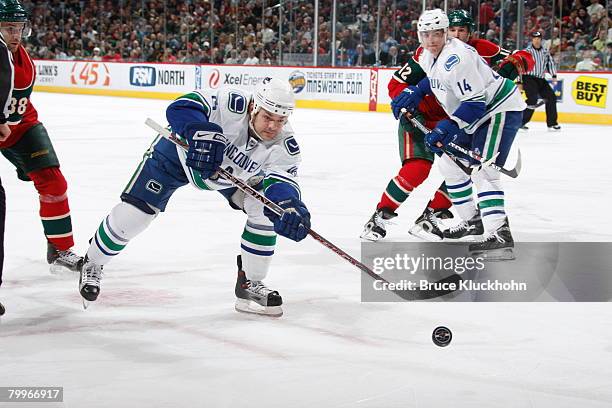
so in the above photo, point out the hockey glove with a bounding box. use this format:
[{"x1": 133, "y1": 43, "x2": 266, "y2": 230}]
[
  {"x1": 264, "y1": 183, "x2": 311, "y2": 242},
  {"x1": 391, "y1": 86, "x2": 425, "y2": 119},
  {"x1": 184, "y1": 122, "x2": 227, "y2": 180},
  {"x1": 425, "y1": 119, "x2": 461, "y2": 154}
]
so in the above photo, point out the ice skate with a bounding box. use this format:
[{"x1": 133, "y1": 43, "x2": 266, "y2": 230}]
[
  {"x1": 360, "y1": 207, "x2": 398, "y2": 241},
  {"x1": 79, "y1": 256, "x2": 104, "y2": 308},
  {"x1": 469, "y1": 218, "x2": 515, "y2": 261},
  {"x1": 409, "y1": 207, "x2": 453, "y2": 241},
  {"x1": 442, "y1": 213, "x2": 484, "y2": 242},
  {"x1": 47, "y1": 242, "x2": 83, "y2": 275},
  {"x1": 234, "y1": 255, "x2": 283, "y2": 317}
]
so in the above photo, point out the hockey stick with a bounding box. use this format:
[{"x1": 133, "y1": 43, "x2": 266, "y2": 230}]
[
  {"x1": 526, "y1": 99, "x2": 546, "y2": 110},
  {"x1": 404, "y1": 113, "x2": 521, "y2": 178},
  {"x1": 145, "y1": 118, "x2": 461, "y2": 301}
]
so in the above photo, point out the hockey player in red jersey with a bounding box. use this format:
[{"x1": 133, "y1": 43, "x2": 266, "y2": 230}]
[
  {"x1": 361, "y1": 9, "x2": 534, "y2": 242},
  {"x1": 0, "y1": 0, "x2": 82, "y2": 273}
]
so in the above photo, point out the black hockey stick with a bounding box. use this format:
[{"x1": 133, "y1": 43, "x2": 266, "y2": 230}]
[
  {"x1": 526, "y1": 99, "x2": 546, "y2": 110},
  {"x1": 404, "y1": 113, "x2": 521, "y2": 178},
  {"x1": 145, "y1": 118, "x2": 461, "y2": 301}
]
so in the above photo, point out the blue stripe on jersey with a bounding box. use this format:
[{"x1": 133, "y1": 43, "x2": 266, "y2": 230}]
[
  {"x1": 447, "y1": 179, "x2": 472, "y2": 190},
  {"x1": 241, "y1": 244, "x2": 274, "y2": 257},
  {"x1": 452, "y1": 198, "x2": 473, "y2": 206},
  {"x1": 454, "y1": 100, "x2": 486, "y2": 125},
  {"x1": 477, "y1": 191, "x2": 504, "y2": 198},
  {"x1": 246, "y1": 221, "x2": 275, "y2": 231},
  {"x1": 94, "y1": 234, "x2": 115, "y2": 257},
  {"x1": 481, "y1": 210, "x2": 506, "y2": 217}
]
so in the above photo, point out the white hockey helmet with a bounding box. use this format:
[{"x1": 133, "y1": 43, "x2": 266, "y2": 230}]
[
  {"x1": 252, "y1": 77, "x2": 295, "y2": 117},
  {"x1": 417, "y1": 9, "x2": 450, "y2": 43}
]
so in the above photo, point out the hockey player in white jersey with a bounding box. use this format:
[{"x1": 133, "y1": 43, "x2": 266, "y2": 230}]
[
  {"x1": 78, "y1": 78, "x2": 310, "y2": 316},
  {"x1": 391, "y1": 9, "x2": 525, "y2": 259}
]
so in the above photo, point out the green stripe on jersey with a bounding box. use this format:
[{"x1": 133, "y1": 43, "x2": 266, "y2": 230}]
[
  {"x1": 263, "y1": 177, "x2": 301, "y2": 197},
  {"x1": 242, "y1": 229, "x2": 277, "y2": 247},
  {"x1": 479, "y1": 199, "x2": 505, "y2": 209},
  {"x1": 488, "y1": 78, "x2": 515, "y2": 110},
  {"x1": 386, "y1": 179, "x2": 410, "y2": 202},
  {"x1": 97, "y1": 223, "x2": 126, "y2": 252},
  {"x1": 176, "y1": 92, "x2": 211, "y2": 117},
  {"x1": 42, "y1": 216, "x2": 72, "y2": 236},
  {"x1": 449, "y1": 187, "x2": 473, "y2": 199},
  {"x1": 486, "y1": 113, "x2": 503, "y2": 160}
]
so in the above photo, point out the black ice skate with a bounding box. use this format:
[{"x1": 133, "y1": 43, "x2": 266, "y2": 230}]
[
  {"x1": 47, "y1": 242, "x2": 83, "y2": 275},
  {"x1": 360, "y1": 207, "x2": 398, "y2": 241},
  {"x1": 235, "y1": 255, "x2": 283, "y2": 317},
  {"x1": 469, "y1": 218, "x2": 515, "y2": 261},
  {"x1": 79, "y1": 256, "x2": 104, "y2": 308},
  {"x1": 443, "y1": 213, "x2": 484, "y2": 242},
  {"x1": 409, "y1": 207, "x2": 453, "y2": 242}
]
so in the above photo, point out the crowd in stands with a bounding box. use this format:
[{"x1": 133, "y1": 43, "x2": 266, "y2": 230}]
[{"x1": 22, "y1": 0, "x2": 611, "y2": 70}]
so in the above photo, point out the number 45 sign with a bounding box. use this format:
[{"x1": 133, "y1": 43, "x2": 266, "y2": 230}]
[{"x1": 70, "y1": 62, "x2": 111, "y2": 87}]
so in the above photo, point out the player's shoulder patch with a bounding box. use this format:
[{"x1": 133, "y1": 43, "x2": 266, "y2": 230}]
[
  {"x1": 283, "y1": 136, "x2": 300, "y2": 156},
  {"x1": 444, "y1": 54, "x2": 460, "y2": 71},
  {"x1": 226, "y1": 90, "x2": 247, "y2": 114}
]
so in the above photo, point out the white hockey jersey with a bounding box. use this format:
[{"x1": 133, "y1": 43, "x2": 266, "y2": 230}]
[
  {"x1": 418, "y1": 38, "x2": 526, "y2": 134},
  {"x1": 170, "y1": 88, "x2": 301, "y2": 194}
]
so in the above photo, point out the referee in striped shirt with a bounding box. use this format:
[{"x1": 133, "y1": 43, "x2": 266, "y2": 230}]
[{"x1": 519, "y1": 31, "x2": 561, "y2": 131}]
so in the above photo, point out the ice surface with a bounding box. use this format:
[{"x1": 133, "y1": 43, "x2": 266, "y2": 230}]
[{"x1": 0, "y1": 92, "x2": 610, "y2": 407}]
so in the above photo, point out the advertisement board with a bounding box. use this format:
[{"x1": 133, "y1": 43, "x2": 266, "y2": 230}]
[{"x1": 33, "y1": 60, "x2": 611, "y2": 124}]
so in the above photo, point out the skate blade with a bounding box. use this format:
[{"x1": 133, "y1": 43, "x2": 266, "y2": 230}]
[
  {"x1": 82, "y1": 298, "x2": 91, "y2": 310},
  {"x1": 235, "y1": 299, "x2": 283, "y2": 317},
  {"x1": 443, "y1": 234, "x2": 483, "y2": 244},
  {"x1": 49, "y1": 263, "x2": 79, "y2": 276},
  {"x1": 360, "y1": 230, "x2": 383, "y2": 242},
  {"x1": 408, "y1": 225, "x2": 442, "y2": 242},
  {"x1": 469, "y1": 247, "x2": 515, "y2": 261}
]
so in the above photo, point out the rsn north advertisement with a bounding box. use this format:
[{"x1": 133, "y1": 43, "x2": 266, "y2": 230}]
[{"x1": 33, "y1": 60, "x2": 195, "y2": 93}]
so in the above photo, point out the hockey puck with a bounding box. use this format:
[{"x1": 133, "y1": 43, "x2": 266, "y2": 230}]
[
  {"x1": 0, "y1": 302, "x2": 5, "y2": 316},
  {"x1": 432, "y1": 326, "x2": 452, "y2": 347}
]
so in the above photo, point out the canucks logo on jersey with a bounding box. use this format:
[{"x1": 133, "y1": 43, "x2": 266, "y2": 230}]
[{"x1": 444, "y1": 55, "x2": 460, "y2": 71}]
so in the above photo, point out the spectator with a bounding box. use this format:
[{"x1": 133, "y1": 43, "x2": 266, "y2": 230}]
[
  {"x1": 91, "y1": 47, "x2": 102, "y2": 61},
  {"x1": 243, "y1": 48, "x2": 259, "y2": 65},
  {"x1": 586, "y1": 0, "x2": 604, "y2": 19},
  {"x1": 479, "y1": 0, "x2": 496, "y2": 33},
  {"x1": 575, "y1": 50, "x2": 599, "y2": 70}
]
